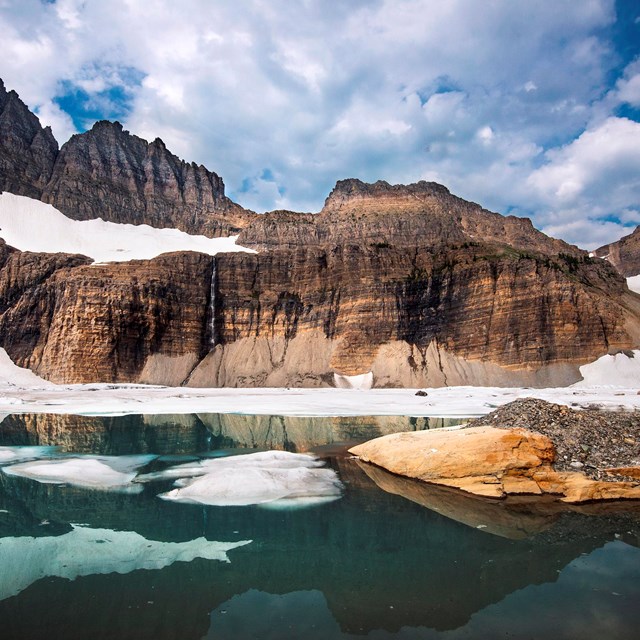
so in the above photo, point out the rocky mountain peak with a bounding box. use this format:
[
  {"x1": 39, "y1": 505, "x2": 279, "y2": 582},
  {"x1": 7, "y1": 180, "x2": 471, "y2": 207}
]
[{"x1": 0, "y1": 80, "x2": 58, "y2": 199}]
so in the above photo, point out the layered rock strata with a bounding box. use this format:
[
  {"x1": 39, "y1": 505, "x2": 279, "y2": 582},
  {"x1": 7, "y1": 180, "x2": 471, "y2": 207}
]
[
  {"x1": 1, "y1": 238, "x2": 639, "y2": 386},
  {"x1": 238, "y1": 179, "x2": 582, "y2": 255}
]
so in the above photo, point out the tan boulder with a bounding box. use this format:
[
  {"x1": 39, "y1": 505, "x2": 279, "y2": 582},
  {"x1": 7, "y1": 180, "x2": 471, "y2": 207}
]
[{"x1": 349, "y1": 425, "x2": 640, "y2": 504}]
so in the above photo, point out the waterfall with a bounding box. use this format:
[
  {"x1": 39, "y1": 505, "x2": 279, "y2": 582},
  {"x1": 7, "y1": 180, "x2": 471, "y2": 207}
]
[{"x1": 209, "y1": 257, "x2": 217, "y2": 350}]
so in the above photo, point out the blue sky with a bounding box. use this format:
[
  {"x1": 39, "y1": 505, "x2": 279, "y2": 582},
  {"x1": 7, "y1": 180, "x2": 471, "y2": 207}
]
[{"x1": 1, "y1": 0, "x2": 639, "y2": 248}]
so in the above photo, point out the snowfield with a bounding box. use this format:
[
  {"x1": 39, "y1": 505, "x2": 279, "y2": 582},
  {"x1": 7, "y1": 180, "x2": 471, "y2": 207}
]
[
  {"x1": 0, "y1": 348, "x2": 639, "y2": 417},
  {"x1": 0, "y1": 192, "x2": 255, "y2": 262}
]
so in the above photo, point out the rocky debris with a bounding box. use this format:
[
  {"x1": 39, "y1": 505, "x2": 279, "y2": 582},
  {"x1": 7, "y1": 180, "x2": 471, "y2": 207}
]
[
  {"x1": 415, "y1": 390, "x2": 428, "y2": 396},
  {"x1": 471, "y1": 398, "x2": 640, "y2": 481},
  {"x1": 349, "y1": 401, "x2": 640, "y2": 504},
  {"x1": 0, "y1": 79, "x2": 58, "y2": 198},
  {"x1": 594, "y1": 225, "x2": 640, "y2": 277}
]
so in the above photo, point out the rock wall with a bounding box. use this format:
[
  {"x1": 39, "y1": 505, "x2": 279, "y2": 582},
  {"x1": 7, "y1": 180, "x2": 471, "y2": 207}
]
[
  {"x1": 238, "y1": 179, "x2": 582, "y2": 256},
  {"x1": 1, "y1": 240, "x2": 638, "y2": 387}
]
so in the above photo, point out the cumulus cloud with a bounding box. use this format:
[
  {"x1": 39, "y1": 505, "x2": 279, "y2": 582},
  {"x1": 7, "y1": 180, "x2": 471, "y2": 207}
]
[{"x1": 0, "y1": 0, "x2": 638, "y2": 247}]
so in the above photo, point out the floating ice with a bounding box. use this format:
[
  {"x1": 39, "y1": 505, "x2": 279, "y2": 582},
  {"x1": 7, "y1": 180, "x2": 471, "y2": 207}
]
[
  {"x1": 0, "y1": 525, "x2": 252, "y2": 600},
  {"x1": 2, "y1": 454, "x2": 156, "y2": 493},
  {"x1": 155, "y1": 450, "x2": 343, "y2": 507},
  {"x1": 0, "y1": 446, "x2": 59, "y2": 465},
  {"x1": 136, "y1": 450, "x2": 324, "y2": 483}
]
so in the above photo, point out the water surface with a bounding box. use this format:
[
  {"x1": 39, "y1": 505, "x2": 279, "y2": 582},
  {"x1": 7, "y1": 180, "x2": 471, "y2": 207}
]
[{"x1": 0, "y1": 413, "x2": 639, "y2": 640}]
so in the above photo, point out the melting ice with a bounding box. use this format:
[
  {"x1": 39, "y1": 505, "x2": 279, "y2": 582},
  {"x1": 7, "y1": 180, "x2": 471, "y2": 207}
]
[
  {"x1": 2, "y1": 454, "x2": 156, "y2": 493},
  {"x1": 146, "y1": 451, "x2": 343, "y2": 507}
]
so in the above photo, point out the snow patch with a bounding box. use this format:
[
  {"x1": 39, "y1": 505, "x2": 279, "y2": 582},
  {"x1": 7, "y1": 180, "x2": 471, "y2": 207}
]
[
  {"x1": 627, "y1": 275, "x2": 640, "y2": 294},
  {"x1": 0, "y1": 525, "x2": 251, "y2": 600},
  {"x1": 0, "y1": 348, "x2": 52, "y2": 387},
  {"x1": 573, "y1": 350, "x2": 640, "y2": 387},
  {"x1": 333, "y1": 371, "x2": 374, "y2": 390},
  {"x1": 155, "y1": 450, "x2": 343, "y2": 507},
  {"x1": 2, "y1": 454, "x2": 156, "y2": 493},
  {"x1": 0, "y1": 193, "x2": 256, "y2": 262}
]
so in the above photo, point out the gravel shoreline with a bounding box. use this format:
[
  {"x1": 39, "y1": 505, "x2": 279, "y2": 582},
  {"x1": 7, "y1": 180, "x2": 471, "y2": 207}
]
[{"x1": 470, "y1": 398, "x2": 640, "y2": 481}]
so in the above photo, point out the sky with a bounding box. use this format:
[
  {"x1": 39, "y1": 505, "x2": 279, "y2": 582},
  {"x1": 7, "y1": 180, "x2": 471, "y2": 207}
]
[{"x1": 0, "y1": 0, "x2": 639, "y2": 249}]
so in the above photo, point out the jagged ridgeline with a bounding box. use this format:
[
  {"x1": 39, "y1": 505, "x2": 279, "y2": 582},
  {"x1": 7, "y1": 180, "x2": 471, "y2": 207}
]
[{"x1": 1, "y1": 77, "x2": 640, "y2": 388}]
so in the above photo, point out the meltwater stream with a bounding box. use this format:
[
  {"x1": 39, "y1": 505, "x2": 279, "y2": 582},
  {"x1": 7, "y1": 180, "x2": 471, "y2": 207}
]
[{"x1": 0, "y1": 413, "x2": 639, "y2": 640}]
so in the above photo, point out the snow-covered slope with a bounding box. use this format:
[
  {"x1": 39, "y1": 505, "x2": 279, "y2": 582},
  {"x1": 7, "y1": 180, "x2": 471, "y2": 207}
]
[
  {"x1": 574, "y1": 349, "x2": 640, "y2": 387},
  {"x1": 0, "y1": 193, "x2": 255, "y2": 262},
  {"x1": 0, "y1": 348, "x2": 52, "y2": 387}
]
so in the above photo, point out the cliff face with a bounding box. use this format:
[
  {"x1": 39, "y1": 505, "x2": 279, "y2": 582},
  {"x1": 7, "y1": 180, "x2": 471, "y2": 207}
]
[
  {"x1": 238, "y1": 179, "x2": 582, "y2": 257},
  {"x1": 0, "y1": 80, "x2": 58, "y2": 198},
  {"x1": 595, "y1": 226, "x2": 640, "y2": 277},
  {"x1": 42, "y1": 121, "x2": 255, "y2": 237},
  {"x1": 1, "y1": 239, "x2": 637, "y2": 387}
]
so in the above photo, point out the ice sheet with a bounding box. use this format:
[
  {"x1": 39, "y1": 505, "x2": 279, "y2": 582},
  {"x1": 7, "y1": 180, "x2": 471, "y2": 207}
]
[
  {"x1": 0, "y1": 525, "x2": 252, "y2": 600},
  {"x1": 2, "y1": 455, "x2": 156, "y2": 492},
  {"x1": 0, "y1": 193, "x2": 255, "y2": 262},
  {"x1": 573, "y1": 349, "x2": 640, "y2": 387}
]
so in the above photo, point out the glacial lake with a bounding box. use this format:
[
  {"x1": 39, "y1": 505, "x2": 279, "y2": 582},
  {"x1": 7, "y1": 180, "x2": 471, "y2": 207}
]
[{"x1": 1, "y1": 413, "x2": 639, "y2": 640}]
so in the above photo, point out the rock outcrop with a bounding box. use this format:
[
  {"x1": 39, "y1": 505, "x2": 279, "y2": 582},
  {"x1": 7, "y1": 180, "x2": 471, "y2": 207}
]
[
  {"x1": 238, "y1": 179, "x2": 582, "y2": 256},
  {"x1": 349, "y1": 423, "x2": 640, "y2": 503},
  {"x1": 595, "y1": 226, "x2": 640, "y2": 277},
  {"x1": 0, "y1": 79, "x2": 58, "y2": 199},
  {"x1": 42, "y1": 121, "x2": 254, "y2": 237}
]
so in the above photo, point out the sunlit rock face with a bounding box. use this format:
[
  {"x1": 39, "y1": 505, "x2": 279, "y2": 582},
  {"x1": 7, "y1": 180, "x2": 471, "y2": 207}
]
[{"x1": 349, "y1": 426, "x2": 640, "y2": 504}]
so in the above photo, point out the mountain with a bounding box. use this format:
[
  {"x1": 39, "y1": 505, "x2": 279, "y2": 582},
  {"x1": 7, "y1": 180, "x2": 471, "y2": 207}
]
[
  {"x1": 0, "y1": 81, "x2": 253, "y2": 237},
  {"x1": 594, "y1": 226, "x2": 640, "y2": 277},
  {"x1": 1, "y1": 78, "x2": 639, "y2": 387}
]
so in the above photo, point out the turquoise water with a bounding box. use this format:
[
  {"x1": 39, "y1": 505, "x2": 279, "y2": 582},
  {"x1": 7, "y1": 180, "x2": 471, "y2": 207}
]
[{"x1": 0, "y1": 413, "x2": 639, "y2": 640}]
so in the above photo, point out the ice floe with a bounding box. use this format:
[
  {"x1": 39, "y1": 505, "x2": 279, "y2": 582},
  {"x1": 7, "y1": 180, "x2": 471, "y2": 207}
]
[
  {"x1": 0, "y1": 445, "x2": 59, "y2": 465},
  {"x1": 0, "y1": 192, "x2": 255, "y2": 263},
  {"x1": 2, "y1": 454, "x2": 156, "y2": 493},
  {"x1": 0, "y1": 525, "x2": 251, "y2": 600},
  {"x1": 152, "y1": 451, "x2": 343, "y2": 507}
]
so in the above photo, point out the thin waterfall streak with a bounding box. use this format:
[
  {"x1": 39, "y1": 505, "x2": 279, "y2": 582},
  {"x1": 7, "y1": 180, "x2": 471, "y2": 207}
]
[{"x1": 209, "y1": 258, "x2": 216, "y2": 350}]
